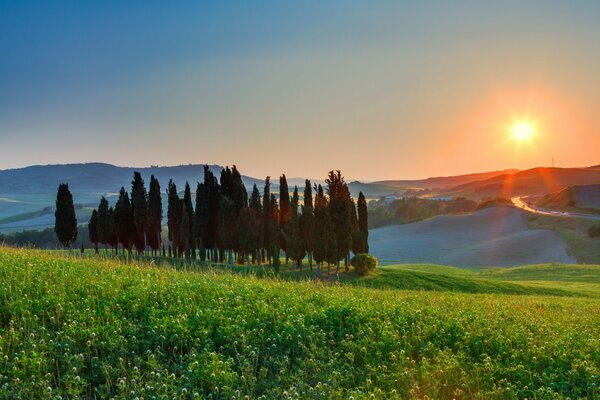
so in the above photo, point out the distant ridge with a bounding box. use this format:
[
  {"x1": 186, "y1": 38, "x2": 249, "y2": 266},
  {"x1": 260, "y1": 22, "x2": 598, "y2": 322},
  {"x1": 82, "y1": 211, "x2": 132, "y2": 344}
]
[
  {"x1": 372, "y1": 169, "x2": 518, "y2": 189},
  {"x1": 431, "y1": 166, "x2": 600, "y2": 199},
  {"x1": 0, "y1": 163, "x2": 265, "y2": 194}
]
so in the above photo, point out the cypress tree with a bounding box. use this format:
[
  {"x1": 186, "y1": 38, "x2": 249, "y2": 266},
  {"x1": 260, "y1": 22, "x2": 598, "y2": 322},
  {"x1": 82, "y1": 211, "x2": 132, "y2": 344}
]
[
  {"x1": 166, "y1": 180, "x2": 181, "y2": 257},
  {"x1": 88, "y1": 209, "x2": 99, "y2": 254},
  {"x1": 279, "y1": 175, "x2": 290, "y2": 263},
  {"x1": 107, "y1": 206, "x2": 118, "y2": 252},
  {"x1": 270, "y1": 194, "x2": 281, "y2": 271},
  {"x1": 349, "y1": 199, "x2": 362, "y2": 258},
  {"x1": 357, "y1": 191, "x2": 369, "y2": 253},
  {"x1": 238, "y1": 207, "x2": 260, "y2": 269},
  {"x1": 114, "y1": 187, "x2": 133, "y2": 253},
  {"x1": 97, "y1": 197, "x2": 110, "y2": 250},
  {"x1": 284, "y1": 186, "x2": 305, "y2": 271},
  {"x1": 147, "y1": 175, "x2": 163, "y2": 254},
  {"x1": 204, "y1": 166, "x2": 220, "y2": 260},
  {"x1": 262, "y1": 177, "x2": 272, "y2": 265},
  {"x1": 249, "y1": 184, "x2": 263, "y2": 264},
  {"x1": 300, "y1": 180, "x2": 315, "y2": 270},
  {"x1": 326, "y1": 170, "x2": 353, "y2": 274},
  {"x1": 313, "y1": 184, "x2": 330, "y2": 276},
  {"x1": 194, "y1": 182, "x2": 208, "y2": 260},
  {"x1": 182, "y1": 182, "x2": 194, "y2": 258},
  {"x1": 180, "y1": 198, "x2": 192, "y2": 258},
  {"x1": 130, "y1": 172, "x2": 148, "y2": 253},
  {"x1": 54, "y1": 183, "x2": 78, "y2": 249}
]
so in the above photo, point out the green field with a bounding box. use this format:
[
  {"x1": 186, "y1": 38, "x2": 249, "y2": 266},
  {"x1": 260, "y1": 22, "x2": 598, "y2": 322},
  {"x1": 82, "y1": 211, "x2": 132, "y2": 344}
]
[{"x1": 0, "y1": 248, "x2": 598, "y2": 399}]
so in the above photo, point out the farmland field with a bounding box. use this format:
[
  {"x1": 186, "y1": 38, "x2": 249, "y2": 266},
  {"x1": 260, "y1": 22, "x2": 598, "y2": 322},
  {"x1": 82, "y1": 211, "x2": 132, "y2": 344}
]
[{"x1": 0, "y1": 247, "x2": 598, "y2": 399}]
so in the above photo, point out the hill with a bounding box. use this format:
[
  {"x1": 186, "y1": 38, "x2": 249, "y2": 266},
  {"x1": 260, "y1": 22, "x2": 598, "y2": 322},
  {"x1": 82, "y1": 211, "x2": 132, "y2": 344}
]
[
  {"x1": 536, "y1": 184, "x2": 600, "y2": 212},
  {"x1": 371, "y1": 169, "x2": 517, "y2": 190},
  {"x1": 431, "y1": 166, "x2": 600, "y2": 200},
  {"x1": 0, "y1": 247, "x2": 599, "y2": 398},
  {"x1": 348, "y1": 169, "x2": 517, "y2": 198},
  {"x1": 352, "y1": 263, "x2": 600, "y2": 297},
  {"x1": 368, "y1": 206, "x2": 575, "y2": 267},
  {"x1": 0, "y1": 163, "x2": 265, "y2": 232},
  {"x1": 0, "y1": 162, "x2": 264, "y2": 194}
]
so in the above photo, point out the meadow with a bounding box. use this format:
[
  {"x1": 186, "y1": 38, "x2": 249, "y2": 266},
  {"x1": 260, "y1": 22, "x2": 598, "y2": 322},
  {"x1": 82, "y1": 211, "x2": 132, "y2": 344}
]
[{"x1": 0, "y1": 247, "x2": 599, "y2": 399}]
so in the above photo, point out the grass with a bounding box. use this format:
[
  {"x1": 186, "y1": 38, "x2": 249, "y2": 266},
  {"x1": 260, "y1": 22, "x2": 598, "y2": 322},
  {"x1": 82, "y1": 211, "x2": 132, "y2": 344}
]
[
  {"x1": 347, "y1": 263, "x2": 600, "y2": 297},
  {"x1": 0, "y1": 247, "x2": 599, "y2": 399}
]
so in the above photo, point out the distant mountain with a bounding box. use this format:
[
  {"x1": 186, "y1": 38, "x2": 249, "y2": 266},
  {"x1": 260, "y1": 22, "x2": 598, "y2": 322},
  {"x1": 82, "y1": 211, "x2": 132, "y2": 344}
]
[
  {"x1": 431, "y1": 166, "x2": 600, "y2": 199},
  {"x1": 0, "y1": 163, "x2": 265, "y2": 195}
]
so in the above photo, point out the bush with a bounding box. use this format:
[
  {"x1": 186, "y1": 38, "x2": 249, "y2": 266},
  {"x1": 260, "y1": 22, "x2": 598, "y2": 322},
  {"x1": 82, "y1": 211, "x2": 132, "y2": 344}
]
[
  {"x1": 351, "y1": 253, "x2": 378, "y2": 275},
  {"x1": 589, "y1": 224, "x2": 600, "y2": 238}
]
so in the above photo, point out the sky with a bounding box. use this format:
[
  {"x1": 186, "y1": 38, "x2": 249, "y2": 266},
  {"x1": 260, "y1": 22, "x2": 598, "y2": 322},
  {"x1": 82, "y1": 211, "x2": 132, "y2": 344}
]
[{"x1": 1, "y1": 1, "x2": 599, "y2": 181}]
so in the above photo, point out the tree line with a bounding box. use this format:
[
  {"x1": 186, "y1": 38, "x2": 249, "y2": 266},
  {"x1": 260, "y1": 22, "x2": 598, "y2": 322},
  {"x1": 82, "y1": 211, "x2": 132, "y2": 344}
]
[{"x1": 55, "y1": 167, "x2": 369, "y2": 274}]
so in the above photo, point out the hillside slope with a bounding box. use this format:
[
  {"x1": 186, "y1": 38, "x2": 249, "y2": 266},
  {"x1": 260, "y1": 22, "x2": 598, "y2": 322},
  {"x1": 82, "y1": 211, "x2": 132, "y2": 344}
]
[
  {"x1": 369, "y1": 206, "x2": 575, "y2": 267},
  {"x1": 536, "y1": 184, "x2": 600, "y2": 211}
]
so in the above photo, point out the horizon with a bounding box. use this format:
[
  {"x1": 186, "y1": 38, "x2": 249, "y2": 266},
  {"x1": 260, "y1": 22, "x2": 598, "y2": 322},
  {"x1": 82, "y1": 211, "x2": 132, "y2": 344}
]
[
  {"x1": 2, "y1": 1, "x2": 600, "y2": 180},
  {"x1": 1, "y1": 160, "x2": 599, "y2": 183}
]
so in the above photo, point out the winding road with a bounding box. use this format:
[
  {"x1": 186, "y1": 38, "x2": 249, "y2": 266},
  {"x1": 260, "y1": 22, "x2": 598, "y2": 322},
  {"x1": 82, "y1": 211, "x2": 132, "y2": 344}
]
[{"x1": 511, "y1": 196, "x2": 600, "y2": 220}]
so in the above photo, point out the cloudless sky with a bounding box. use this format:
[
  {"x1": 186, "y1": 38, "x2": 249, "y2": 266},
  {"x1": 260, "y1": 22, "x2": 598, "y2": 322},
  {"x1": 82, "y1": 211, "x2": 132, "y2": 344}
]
[{"x1": 1, "y1": 1, "x2": 599, "y2": 180}]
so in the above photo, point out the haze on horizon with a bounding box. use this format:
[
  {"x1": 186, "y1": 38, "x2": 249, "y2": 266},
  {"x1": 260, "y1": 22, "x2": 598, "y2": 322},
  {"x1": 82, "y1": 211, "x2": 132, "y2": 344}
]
[{"x1": 1, "y1": 1, "x2": 599, "y2": 181}]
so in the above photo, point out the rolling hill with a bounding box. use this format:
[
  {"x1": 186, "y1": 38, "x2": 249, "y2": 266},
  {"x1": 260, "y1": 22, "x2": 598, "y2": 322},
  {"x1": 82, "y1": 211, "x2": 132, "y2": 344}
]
[
  {"x1": 535, "y1": 184, "x2": 600, "y2": 211},
  {"x1": 368, "y1": 206, "x2": 575, "y2": 267},
  {"x1": 431, "y1": 166, "x2": 600, "y2": 200},
  {"x1": 0, "y1": 163, "x2": 264, "y2": 194},
  {"x1": 371, "y1": 169, "x2": 517, "y2": 190}
]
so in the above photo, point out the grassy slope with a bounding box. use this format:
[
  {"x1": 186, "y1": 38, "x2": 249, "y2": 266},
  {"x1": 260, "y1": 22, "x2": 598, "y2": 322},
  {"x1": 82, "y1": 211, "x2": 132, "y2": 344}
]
[
  {"x1": 0, "y1": 248, "x2": 599, "y2": 399},
  {"x1": 525, "y1": 213, "x2": 600, "y2": 264},
  {"x1": 350, "y1": 263, "x2": 600, "y2": 297}
]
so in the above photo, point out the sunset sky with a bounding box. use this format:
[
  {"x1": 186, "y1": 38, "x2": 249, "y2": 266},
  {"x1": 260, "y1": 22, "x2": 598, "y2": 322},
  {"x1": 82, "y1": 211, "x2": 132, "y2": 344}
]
[{"x1": 1, "y1": 1, "x2": 599, "y2": 181}]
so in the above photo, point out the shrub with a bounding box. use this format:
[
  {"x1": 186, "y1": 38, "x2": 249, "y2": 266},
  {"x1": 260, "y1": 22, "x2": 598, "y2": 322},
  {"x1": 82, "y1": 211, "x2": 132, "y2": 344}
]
[
  {"x1": 589, "y1": 224, "x2": 600, "y2": 238},
  {"x1": 351, "y1": 253, "x2": 378, "y2": 275}
]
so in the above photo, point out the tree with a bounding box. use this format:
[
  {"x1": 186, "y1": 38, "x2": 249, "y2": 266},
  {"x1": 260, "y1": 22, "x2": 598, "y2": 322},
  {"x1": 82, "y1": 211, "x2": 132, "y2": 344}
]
[
  {"x1": 180, "y1": 198, "x2": 193, "y2": 258},
  {"x1": 262, "y1": 177, "x2": 273, "y2": 265},
  {"x1": 283, "y1": 186, "x2": 305, "y2": 270},
  {"x1": 270, "y1": 194, "x2": 281, "y2": 271},
  {"x1": 204, "y1": 166, "x2": 220, "y2": 260},
  {"x1": 167, "y1": 180, "x2": 181, "y2": 257},
  {"x1": 147, "y1": 175, "x2": 162, "y2": 254},
  {"x1": 107, "y1": 206, "x2": 118, "y2": 251},
  {"x1": 313, "y1": 184, "x2": 331, "y2": 276},
  {"x1": 182, "y1": 182, "x2": 194, "y2": 258},
  {"x1": 114, "y1": 187, "x2": 134, "y2": 253},
  {"x1": 279, "y1": 175, "x2": 291, "y2": 263},
  {"x1": 194, "y1": 182, "x2": 208, "y2": 260},
  {"x1": 326, "y1": 170, "x2": 353, "y2": 274},
  {"x1": 130, "y1": 172, "x2": 148, "y2": 253},
  {"x1": 238, "y1": 207, "x2": 260, "y2": 269},
  {"x1": 300, "y1": 180, "x2": 315, "y2": 269},
  {"x1": 249, "y1": 184, "x2": 263, "y2": 264},
  {"x1": 97, "y1": 197, "x2": 110, "y2": 249},
  {"x1": 88, "y1": 209, "x2": 99, "y2": 253},
  {"x1": 357, "y1": 191, "x2": 369, "y2": 253},
  {"x1": 54, "y1": 183, "x2": 78, "y2": 249}
]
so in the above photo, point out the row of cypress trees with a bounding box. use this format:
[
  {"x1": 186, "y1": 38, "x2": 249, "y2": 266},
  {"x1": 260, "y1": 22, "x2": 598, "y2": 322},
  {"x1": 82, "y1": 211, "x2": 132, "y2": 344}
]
[{"x1": 75, "y1": 166, "x2": 368, "y2": 273}]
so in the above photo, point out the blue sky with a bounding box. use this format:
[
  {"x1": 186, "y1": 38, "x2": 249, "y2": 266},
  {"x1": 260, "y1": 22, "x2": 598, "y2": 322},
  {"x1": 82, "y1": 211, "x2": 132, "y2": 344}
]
[{"x1": 1, "y1": 1, "x2": 599, "y2": 180}]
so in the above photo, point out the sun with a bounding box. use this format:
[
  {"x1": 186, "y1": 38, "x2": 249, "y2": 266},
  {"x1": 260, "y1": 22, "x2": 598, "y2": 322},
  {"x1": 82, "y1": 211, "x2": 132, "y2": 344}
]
[{"x1": 511, "y1": 120, "x2": 535, "y2": 142}]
